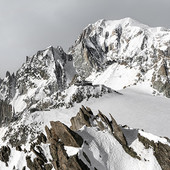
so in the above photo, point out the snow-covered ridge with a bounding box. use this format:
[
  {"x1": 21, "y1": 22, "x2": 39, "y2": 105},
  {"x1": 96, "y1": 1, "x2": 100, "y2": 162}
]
[{"x1": 0, "y1": 46, "x2": 77, "y2": 113}]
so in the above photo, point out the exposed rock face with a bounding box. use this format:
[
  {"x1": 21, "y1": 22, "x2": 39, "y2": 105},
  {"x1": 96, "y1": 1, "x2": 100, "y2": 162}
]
[
  {"x1": 0, "y1": 106, "x2": 169, "y2": 169},
  {"x1": 49, "y1": 140, "x2": 88, "y2": 170},
  {"x1": 37, "y1": 133, "x2": 47, "y2": 144},
  {"x1": 0, "y1": 72, "x2": 16, "y2": 101},
  {"x1": 47, "y1": 121, "x2": 83, "y2": 147},
  {"x1": 70, "y1": 18, "x2": 170, "y2": 97},
  {"x1": 70, "y1": 106, "x2": 139, "y2": 159},
  {"x1": 71, "y1": 105, "x2": 127, "y2": 144},
  {"x1": 43, "y1": 120, "x2": 89, "y2": 170},
  {"x1": 109, "y1": 113, "x2": 127, "y2": 146},
  {"x1": 16, "y1": 46, "x2": 68, "y2": 94},
  {"x1": 26, "y1": 155, "x2": 52, "y2": 170},
  {"x1": 0, "y1": 46, "x2": 116, "y2": 114},
  {"x1": 13, "y1": 46, "x2": 75, "y2": 112},
  {"x1": 0, "y1": 100, "x2": 12, "y2": 126},
  {"x1": 70, "y1": 24, "x2": 106, "y2": 78},
  {"x1": 0, "y1": 46, "x2": 76, "y2": 114},
  {"x1": 3, "y1": 124, "x2": 35, "y2": 147},
  {"x1": 138, "y1": 133, "x2": 170, "y2": 170},
  {"x1": 0, "y1": 145, "x2": 11, "y2": 166},
  {"x1": 70, "y1": 106, "x2": 93, "y2": 131}
]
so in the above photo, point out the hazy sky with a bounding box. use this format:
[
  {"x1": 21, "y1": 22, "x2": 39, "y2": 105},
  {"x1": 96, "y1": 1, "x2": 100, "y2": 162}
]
[{"x1": 0, "y1": 0, "x2": 170, "y2": 77}]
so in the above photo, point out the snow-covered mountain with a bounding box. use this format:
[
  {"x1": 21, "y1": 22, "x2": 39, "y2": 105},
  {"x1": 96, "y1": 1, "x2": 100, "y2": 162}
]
[
  {"x1": 0, "y1": 18, "x2": 170, "y2": 170},
  {"x1": 70, "y1": 18, "x2": 170, "y2": 97}
]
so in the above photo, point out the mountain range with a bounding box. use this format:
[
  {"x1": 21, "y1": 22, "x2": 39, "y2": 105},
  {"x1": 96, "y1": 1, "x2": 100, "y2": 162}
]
[{"x1": 0, "y1": 18, "x2": 170, "y2": 170}]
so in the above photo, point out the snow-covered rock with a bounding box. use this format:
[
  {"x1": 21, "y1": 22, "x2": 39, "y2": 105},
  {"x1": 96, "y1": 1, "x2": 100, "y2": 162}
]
[
  {"x1": 70, "y1": 18, "x2": 170, "y2": 97},
  {"x1": 0, "y1": 46, "x2": 77, "y2": 113}
]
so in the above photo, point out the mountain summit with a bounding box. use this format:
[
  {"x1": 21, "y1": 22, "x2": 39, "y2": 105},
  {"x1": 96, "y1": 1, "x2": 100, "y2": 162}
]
[{"x1": 70, "y1": 17, "x2": 170, "y2": 97}]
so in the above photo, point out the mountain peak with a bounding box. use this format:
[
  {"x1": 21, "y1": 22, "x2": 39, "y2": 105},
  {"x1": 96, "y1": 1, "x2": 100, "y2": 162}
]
[{"x1": 70, "y1": 17, "x2": 170, "y2": 97}]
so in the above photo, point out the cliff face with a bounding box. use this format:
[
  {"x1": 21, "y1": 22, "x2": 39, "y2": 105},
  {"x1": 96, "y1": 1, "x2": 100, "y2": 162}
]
[{"x1": 0, "y1": 45, "x2": 116, "y2": 113}]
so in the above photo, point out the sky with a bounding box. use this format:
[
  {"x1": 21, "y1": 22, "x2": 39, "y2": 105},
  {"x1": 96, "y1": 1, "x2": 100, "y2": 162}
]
[{"x1": 0, "y1": 0, "x2": 170, "y2": 78}]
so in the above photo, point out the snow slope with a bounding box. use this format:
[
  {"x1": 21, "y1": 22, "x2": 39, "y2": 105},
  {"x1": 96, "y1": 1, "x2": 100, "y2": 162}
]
[
  {"x1": 0, "y1": 85, "x2": 169, "y2": 169},
  {"x1": 79, "y1": 126, "x2": 162, "y2": 170},
  {"x1": 22, "y1": 86, "x2": 170, "y2": 138},
  {"x1": 79, "y1": 87, "x2": 170, "y2": 138}
]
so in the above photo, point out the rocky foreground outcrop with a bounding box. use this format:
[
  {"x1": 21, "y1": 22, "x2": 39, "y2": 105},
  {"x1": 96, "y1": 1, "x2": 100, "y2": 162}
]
[
  {"x1": 24, "y1": 106, "x2": 170, "y2": 170},
  {"x1": 0, "y1": 106, "x2": 169, "y2": 170},
  {"x1": 25, "y1": 118, "x2": 89, "y2": 170},
  {"x1": 71, "y1": 106, "x2": 140, "y2": 160}
]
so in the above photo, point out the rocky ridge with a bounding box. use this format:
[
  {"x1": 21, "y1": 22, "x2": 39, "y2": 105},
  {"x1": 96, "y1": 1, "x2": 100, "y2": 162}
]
[{"x1": 0, "y1": 106, "x2": 169, "y2": 170}]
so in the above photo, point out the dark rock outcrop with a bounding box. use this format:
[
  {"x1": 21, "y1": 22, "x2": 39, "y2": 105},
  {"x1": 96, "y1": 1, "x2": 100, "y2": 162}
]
[
  {"x1": 0, "y1": 145, "x2": 11, "y2": 166},
  {"x1": 0, "y1": 78, "x2": 2, "y2": 85},
  {"x1": 70, "y1": 106, "x2": 93, "y2": 131},
  {"x1": 37, "y1": 132, "x2": 47, "y2": 144},
  {"x1": 0, "y1": 72, "x2": 16, "y2": 101},
  {"x1": 70, "y1": 106, "x2": 139, "y2": 160},
  {"x1": 0, "y1": 100, "x2": 12, "y2": 126},
  {"x1": 110, "y1": 113, "x2": 127, "y2": 146},
  {"x1": 16, "y1": 145, "x2": 22, "y2": 151},
  {"x1": 97, "y1": 110, "x2": 113, "y2": 131},
  {"x1": 48, "y1": 121, "x2": 83, "y2": 147},
  {"x1": 49, "y1": 140, "x2": 89, "y2": 170},
  {"x1": 26, "y1": 145, "x2": 53, "y2": 170},
  {"x1": 31, "y1": 145, "x2": 47, "y2": 163},
  {"x1": 43, "y1": 121, "x2": 89, "y2": 170},
  {"x1": 138, "y1": 133, "x2": 170, "y2": 170}
]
